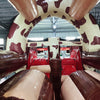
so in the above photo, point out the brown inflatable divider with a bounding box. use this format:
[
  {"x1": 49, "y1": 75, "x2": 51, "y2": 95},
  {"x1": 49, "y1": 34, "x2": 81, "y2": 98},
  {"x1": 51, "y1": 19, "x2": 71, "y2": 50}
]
[
  {"x1": 70, "y1": 71, "x2": 100, "y2": 100},
  {"x1": 0, "y1": 70, "x2": 53, "y2": 100},
  {"x1": 9, "y1": 0, "x2": 38, "y2": 22},
  {"x1": 69, "y1": 0, "x2": 98, "y2": 20},
  {"x1": 50, "y1": 59, "x2": 62, "y2": 100},
  {"x1": 0, "y1": 51, "x2": 27, "y2": 78},
  {"x1": 82, "y1": 52, "x2": 100, "y2": 70}
]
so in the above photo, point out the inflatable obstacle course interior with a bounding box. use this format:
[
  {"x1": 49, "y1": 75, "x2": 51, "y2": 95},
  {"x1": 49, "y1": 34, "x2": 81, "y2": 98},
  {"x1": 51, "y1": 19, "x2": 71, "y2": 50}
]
[{"x1": 0, "y1": 0, "x2": 100, "y2": 100}]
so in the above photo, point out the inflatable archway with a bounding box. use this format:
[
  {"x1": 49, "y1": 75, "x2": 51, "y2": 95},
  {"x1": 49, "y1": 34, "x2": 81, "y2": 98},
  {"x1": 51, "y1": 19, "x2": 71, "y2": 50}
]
[
  {"x1": 6, "y1": 0, "x2": 100, "y2": 54},
  {"x1": 6, "y1": 0, "x2": 100, "y2": 70}
]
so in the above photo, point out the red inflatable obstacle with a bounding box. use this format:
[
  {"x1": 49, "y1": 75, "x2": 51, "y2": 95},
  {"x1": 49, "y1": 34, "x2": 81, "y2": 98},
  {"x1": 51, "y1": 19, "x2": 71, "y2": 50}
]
[
  {"x1": 70, "y1": 48, "x2": 83, "y2": 70},
  {"x1": 62, "y1": 47, "x2": 83, "y2": 75},
  {"x1": 27, "y1": 47, "x2": 37, "y2": 69},
  {"x1": 61, "y1": 58, "x2": 77, "y2": 75},
  {"x1": 27, "y1": 47, "x2": 49, "y2": 69},
  {"x1": 27, "y1": 46, "x2": 83, "y2": 76}
]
